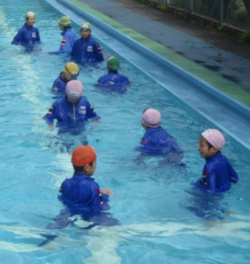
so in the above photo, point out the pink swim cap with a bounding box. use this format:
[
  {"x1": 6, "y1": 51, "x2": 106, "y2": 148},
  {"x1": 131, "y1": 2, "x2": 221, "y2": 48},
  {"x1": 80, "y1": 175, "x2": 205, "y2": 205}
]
[
  {"x1": 65, "y1": 80, "x2": 83, "y2": 100},
  {"x1": 201, "y1": 129, "x2": 225, "y2": 150},
  {"x1": 142, "y1": 108, "x2": 161, "y2": 128}
]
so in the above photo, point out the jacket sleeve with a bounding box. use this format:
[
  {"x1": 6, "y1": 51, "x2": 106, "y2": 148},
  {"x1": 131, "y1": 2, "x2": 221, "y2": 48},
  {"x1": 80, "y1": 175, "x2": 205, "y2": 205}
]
[
  {"x1": 11, "y1": 30, "x2": 23, "y2": 45},
  {"x1": 206, "y1": 169, "x2": 217, "y2": 192},
  {"x1": 60, "y1": 36, "x2": 74, "y2": 54},
  {"x1": 43, "y1": 103, "x2": 56, "y2": 125},
  {"x1": 36, "y1": 29, "x2": 41, "y2": 43},
  {"x1": 94, "y1": 42, "x2": 104, "y2": 62},
  {"x1": 86, "y1": 101, "x2": 100, "y2": 120},
  {"x1": 49, "y1": 36, "x2": 68, "y2": 55},
  {"x1": 227, "y1": 160, "x2": 238, "y2": 183},
  {"x1": 70, "y1": 41, "x2": 78, "y2": 59}
]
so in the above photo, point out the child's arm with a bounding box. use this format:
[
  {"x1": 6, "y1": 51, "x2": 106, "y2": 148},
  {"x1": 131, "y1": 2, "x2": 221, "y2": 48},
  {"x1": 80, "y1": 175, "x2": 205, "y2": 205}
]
[
  {"x1": 43, "y1": 103, "x2": 56, "y2": 128},
  {"x1": 86, "y1": 101, "x2": 100, "y2": 122},
  {"x1": 101, "y1": 189, "x2": 113, "y2": 195},
  {"x1": 227, "y1": 160, "x2": 239, "y2": 183},
  {"x1": 206, "y1": 170, "x2": 217, "y2": 192}
]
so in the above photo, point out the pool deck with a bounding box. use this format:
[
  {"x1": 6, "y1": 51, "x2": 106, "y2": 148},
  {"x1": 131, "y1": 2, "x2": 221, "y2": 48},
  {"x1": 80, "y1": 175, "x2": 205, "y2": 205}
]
[
  {"x1": 47, "y1": 0, "x2": 250, "y2": 149},
  {"x1": 76, "y1": 0, "x2": 250, "y2": 101}
]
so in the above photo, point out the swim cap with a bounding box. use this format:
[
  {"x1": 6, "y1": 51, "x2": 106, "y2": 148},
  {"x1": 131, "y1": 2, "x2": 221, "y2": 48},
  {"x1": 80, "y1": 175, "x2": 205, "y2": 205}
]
[
  {"x1": 58, "y1": 16, "x2": 71, "y2": 26},
  {"x1": 25, "y1": 11, "x2": 35, "y2": 20},
  {"x1": 81, "y1": 22, "x2": 91, "y2": 31},
  {"x1": 72, "y1": 145, "x2": 96, "y2": 166},
  {"x1": 142, "y1": 108, "x2": 161, "y2": 128},
  {"x1": 64, "y1": 62, "x2": 79, "y2": 77},
  {"x1": 65, "y1": 80, "x2": 83, "y2": 100},
  {"x1": 201, "y1": 129, "x2": 225, "y2": 150},
  {"x1": 107, "y1": 56, "x2": 120, "y2": 71}
]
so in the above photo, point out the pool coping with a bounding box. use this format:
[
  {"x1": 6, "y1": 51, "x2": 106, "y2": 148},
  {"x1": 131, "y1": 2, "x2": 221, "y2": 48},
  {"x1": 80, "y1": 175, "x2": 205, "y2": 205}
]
[{"x1": 62, "y1": 0, "x2": 250, "y2": 111}]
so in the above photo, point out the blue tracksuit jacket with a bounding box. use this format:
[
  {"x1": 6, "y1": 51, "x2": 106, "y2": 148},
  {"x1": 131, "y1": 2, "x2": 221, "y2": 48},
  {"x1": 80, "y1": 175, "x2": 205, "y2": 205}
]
[
  {"x1": 52, "y1": 73, "x2": 78, "y2": 95},
  {"x1": 60, "y1": 173, "x2": 109, "y2": 211},
  {"x1": 197, "y1": 153, "x2": 238, "y2": 193},
  {"x1": 71, "y1": 36, "x2": 104, "y2": 63},
  {"x1": 49, "y1": 28, "x2": 78, "y2": 55},
  {"x1": 98, "y1": 70, "x2": 130, "y2": 85},
  {"x1": 44, "y1": 96, "x2": 99, "y2": 129},
  {"x1": 137, "y1": 127, "x2": 182, "y2": 155},
  {"x1": 11, "y1": 24, "x2": 40, "y2": 49}
]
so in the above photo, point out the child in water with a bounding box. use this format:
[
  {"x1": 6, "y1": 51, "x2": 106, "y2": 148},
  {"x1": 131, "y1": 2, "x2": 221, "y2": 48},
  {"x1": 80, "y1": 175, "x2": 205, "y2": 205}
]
[
  {"x1": 71, "y1": 22, "x2": 104, "y2": 63},
  {"x1": 44, "y1": 80, "x2": 99, "y2": 133},
  {"x1": 60, "y1": 145, "x2": 112, "y2": 211},
  {"x1": 98, "y1": 56, "x2": 130, "y2": 85},
  {"x1": 11, "y1": 11, "x2": 41, "y2": 51},
  {"x1": 46, "y1": 146, "x2": 117, "y2": 229},
  {"x1": 136, "y1": 108, "x2": 183, "y2": 162},
  {"x1": 52, "y1": 62, "x2": 79, "y2": 95},
  {"x1": 197, "y1": 128, "x2": 238, "y2": 193},
  {"x1": 49, "y1": 16, "x2": 78, "y2": 55}
]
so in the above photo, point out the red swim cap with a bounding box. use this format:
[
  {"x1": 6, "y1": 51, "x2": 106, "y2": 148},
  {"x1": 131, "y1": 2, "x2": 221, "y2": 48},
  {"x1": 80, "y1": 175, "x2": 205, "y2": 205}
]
[{"x1": 71, "y1": 146, "x2": 96, "y2": 166}]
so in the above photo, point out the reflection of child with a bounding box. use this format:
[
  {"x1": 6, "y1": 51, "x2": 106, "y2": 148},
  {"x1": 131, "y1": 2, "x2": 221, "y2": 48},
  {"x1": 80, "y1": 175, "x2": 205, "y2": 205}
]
[
  {"x1": 197, "y1": 129, "x2": 238, "y2": 193},
  {"x1": 52, "y1": 62, "x2": 79, "y2": 95},
  {"x1": 60, "y1": 145, "x2": 112, "y2": 211},
  {"x1": 136, "y1": 108, "x2": 183, "y2": 161}
]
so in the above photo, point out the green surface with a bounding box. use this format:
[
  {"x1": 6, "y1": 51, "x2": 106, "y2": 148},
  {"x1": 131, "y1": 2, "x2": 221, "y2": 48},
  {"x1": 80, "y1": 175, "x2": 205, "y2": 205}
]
[{"x1": 67, "y1": 0, "x2": 250, "y2": 107}]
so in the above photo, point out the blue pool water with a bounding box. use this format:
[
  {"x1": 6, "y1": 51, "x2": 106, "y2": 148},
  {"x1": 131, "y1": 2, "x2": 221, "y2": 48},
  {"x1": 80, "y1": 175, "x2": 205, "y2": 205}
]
[{"x1": 0, "y1": 0, "x2": 250, "y2": 263}]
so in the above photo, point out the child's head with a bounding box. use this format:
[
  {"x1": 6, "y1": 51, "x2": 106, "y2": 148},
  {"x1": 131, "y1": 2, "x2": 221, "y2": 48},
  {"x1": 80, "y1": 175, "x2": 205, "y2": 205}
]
[
  {"x1": 58, "y1": 16, "x2": 71, "y2": 30},
  {"x1": 141, "y1": 108, "x2": 161, "y2": 130},
  {"x1": 107, "y1": 56, "x2": 120, "y2": 71},
  {"x1": 25, "y1": 11, "x2": 36, "y2": 26},
  {"x1": 80, "y1": 22, "x2": 91, "y2": 39},
  {"x1": 63, "y1": 62, "x2": 79, "y2": 81},
  {"x1": 65, "y1": 80, "x2": 83, "y2": 104},
  {"x1": 198, "y1": 129, "x2": 225, "y2": 159},
  {"x1": 71, "y1": 145, "x2": 97, "y2": 176}
]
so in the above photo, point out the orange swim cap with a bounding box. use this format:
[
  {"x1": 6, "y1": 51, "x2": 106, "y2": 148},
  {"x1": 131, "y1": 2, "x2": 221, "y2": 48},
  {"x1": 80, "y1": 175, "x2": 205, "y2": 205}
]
[{"x1": 71, "y1": 146, "x2": 96, "y2": 166}]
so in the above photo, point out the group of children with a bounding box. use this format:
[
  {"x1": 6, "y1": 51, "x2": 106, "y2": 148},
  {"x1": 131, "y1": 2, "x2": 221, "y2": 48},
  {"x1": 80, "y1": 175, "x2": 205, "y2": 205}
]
[{"x1": 12, "y1": 11, "x2": 239, "y2": 225}]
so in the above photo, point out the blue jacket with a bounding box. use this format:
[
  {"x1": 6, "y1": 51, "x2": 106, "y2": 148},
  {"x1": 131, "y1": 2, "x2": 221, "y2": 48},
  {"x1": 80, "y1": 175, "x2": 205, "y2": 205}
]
[
  {"x1": 49, "y1": 28, "x2": 78, "y2": 55},
  {"x1": 59, "y1": 173, "x2": 109, "y2": 211},
  {"x1": 44, "y1": 96, "x2": 99, "y2": 129},
  {"x1": 197, "y1": 153, "x2": 238, "y2": 193},
  {"x1": 11, "y1": 24, "x2": 40, "y2": 50},
  {"x1": 98, "y1": 70, "x2": 130, "y2": 85},
  {"x1": 71, "y1": 36, "x2": 104, "y2": 63},
  {"x1": 51, "y1": 73, "x2": 78, "y2": 95},
  {"x1": 137, "y1": 127, "x2": 182, "y2": 155}
]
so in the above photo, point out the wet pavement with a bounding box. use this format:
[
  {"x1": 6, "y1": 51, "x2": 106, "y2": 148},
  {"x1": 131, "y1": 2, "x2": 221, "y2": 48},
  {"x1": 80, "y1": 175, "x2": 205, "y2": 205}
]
[{"x1": 77, "y1": 0, "x2": 250, "y2": 94}]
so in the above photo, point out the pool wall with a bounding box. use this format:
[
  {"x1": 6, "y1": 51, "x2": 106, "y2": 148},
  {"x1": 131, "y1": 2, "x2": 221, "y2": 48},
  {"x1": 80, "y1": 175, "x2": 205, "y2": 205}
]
[{"x1": 47, "y1": 0, "x2": 250, "y2": 149}]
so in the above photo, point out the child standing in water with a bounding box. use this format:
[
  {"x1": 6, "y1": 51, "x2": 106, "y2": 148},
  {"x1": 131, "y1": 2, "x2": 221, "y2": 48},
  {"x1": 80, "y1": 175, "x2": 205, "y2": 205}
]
[
  {"x1": 136, "y1": 108, "x2": 183, "y2": 162},
  {"x1": 60, "y1": 145, "x2": 112, "y2": 211},
  {"x1": 49, "y1": 16, "x2": 78, "y2": 55},
  {"x1": 197, "y1": 128, "x2": 238, "y2": 192},
  {"x1": 46, "y1": 146, "x2": 117, "y2": 229},
  {"x1": 52, "y1": 62, "x2": 79, "y2": 95},
  {"x1": 11, "y1": 11, "x2": 41, "y2": 51},
  {"x1": 71, "y1": 22, "x2": 104, "y2": 63}
]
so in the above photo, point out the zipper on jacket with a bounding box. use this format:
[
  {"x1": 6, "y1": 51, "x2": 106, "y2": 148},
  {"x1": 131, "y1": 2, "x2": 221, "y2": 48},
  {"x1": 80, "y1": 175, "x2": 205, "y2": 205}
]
[
  {"x1": 73, "y1": 105, "x2": 76, "y2": 123},
  {"x1": 82, "y1": 39, "x2": 85, "y2": 63}
]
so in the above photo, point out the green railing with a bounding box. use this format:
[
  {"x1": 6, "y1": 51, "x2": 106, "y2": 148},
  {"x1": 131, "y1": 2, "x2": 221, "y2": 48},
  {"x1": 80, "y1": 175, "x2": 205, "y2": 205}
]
[{"x1": 147, "y1": 0, "x2": 250, "y2": 32}]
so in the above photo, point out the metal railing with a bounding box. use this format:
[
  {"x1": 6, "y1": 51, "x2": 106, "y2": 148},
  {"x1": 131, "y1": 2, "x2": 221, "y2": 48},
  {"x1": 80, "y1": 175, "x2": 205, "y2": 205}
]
[{"x1": 147, "y1": 0, "x2": 250, "y2": 32}]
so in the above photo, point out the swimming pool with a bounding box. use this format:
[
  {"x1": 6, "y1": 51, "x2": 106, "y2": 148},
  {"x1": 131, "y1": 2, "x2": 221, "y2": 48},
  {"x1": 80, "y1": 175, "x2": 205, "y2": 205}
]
[{"x1": 0, "y1": 0, "x2": 250, "y2": 263}]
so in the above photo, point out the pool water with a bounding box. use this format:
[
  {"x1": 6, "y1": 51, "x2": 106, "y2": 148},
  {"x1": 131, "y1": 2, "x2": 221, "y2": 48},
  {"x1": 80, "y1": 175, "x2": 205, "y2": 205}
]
[{"x1": 0, "y1": 0, "x2": 250, "y2": 263}]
